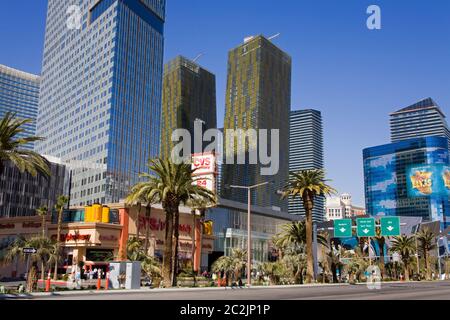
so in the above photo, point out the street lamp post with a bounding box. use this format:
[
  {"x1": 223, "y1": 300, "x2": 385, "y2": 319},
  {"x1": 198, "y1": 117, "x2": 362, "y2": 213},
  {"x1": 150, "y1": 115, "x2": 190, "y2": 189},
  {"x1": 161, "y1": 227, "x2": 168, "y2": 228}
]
[{"x1": 226, "y1": 181, "x2": 272, "y2": 287}]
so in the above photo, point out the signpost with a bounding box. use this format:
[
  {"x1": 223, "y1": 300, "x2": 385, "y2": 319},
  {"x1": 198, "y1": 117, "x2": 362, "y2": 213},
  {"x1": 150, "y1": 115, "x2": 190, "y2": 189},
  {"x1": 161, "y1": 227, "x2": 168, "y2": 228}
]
[
  {"x1": 356, "y1": 218, "x2": 376, "y2": 237},
  {"x1": 333, "y1": 219, "x2": 352, "y2": 238},
  {"x1": 380, "y1": 217, "x2": 401, "y2": 236}
]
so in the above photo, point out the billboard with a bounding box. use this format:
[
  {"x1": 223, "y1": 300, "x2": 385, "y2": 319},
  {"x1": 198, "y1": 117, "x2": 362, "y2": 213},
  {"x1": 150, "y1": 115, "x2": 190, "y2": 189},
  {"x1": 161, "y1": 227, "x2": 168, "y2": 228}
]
[
  {"x1": 191, "y1": 152, "x2": 217, "y2": 194},
  {"x1": 407, "y1": 164, "x2": 450, "y2": 197}
]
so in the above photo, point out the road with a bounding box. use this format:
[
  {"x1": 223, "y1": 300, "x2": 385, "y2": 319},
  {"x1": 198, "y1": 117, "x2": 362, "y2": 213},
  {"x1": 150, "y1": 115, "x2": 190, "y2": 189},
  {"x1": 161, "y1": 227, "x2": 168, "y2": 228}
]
[{"x1": 14, "y1": 281, "x2": 450, "y2": 300}]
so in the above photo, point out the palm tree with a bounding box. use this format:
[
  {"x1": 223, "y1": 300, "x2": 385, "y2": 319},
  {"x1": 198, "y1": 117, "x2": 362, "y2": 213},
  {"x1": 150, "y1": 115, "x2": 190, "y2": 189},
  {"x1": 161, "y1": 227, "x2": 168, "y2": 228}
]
[
  {"x1": 0, "y1": 112, "x2": 50, "y2": 177},
  {"x1": 212, "y1": 256, "x2": 233, "y2": 286},
  {"x1": 416, "y1": 228, "x2": 436, "y2": 280},
  {"x1": 259, "y1": 261, "x2": 285, "y2": 285},
  {"x1": 4, "y1": 236, "x2": 53, "y2": 292},
  {"x1": 374, "y1": 227, "x2": 386, "y2": 279},
  {"x1": 36, "y1": 206, "x2": 48, "y2": 237},
  {"x1": 126, "y1": 158, "x2": 215, "y2": 287},
  {"x1": 281, "y1": 250, "x2": 307, "y2": 284},
  {"x1": 25, "y1": 236, "x2": 54, "y2": 284},
  {"x1": 127, "y1": 237, "x2": 145, "y2": 261},
  {"x1": 53, "y1": 195, "x2": 69, "y2": 280},
  {"x1": 273, "y1": 221, "x2": 328, "y2": 251},
  {"x1": 390, "y1": 235, "x2": 416, "y2": 281},
  {"x1": 3, "y1": 235, "x2": 26, "y2": 278},
  {"x1": 280, "y1": 169, "x2": 336, "y2": 283},
  {"x1": 342, "y1": 247, "x2": 368, "y2": 283},
  {"x1": 212, "y1": 249, "x2": 247, "y2": 286},
  {"x1": 142, "y1": 256, "x2": 162, "y2": 286}
]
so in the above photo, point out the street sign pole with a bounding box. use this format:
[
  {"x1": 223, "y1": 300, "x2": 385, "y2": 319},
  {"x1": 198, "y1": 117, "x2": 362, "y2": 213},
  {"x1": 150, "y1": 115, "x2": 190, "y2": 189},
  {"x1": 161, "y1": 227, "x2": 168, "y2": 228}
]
[
  {"x1": 368, "y1": 237, "x2": 372, "y2": 266},
  {"x1": 25, "y1": 254, "x2": 30, "y2": 282},
  {"x1": 313, "y1": 224, "x2": 318, "y2": 282}
]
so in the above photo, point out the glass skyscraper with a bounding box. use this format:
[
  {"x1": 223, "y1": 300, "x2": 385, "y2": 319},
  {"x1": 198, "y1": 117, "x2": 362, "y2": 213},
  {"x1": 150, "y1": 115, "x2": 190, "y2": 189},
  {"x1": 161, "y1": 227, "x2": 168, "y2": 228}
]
[
  {"x1": 363, "y1": 137, "x2": 450, "y2": 228},
  {"x1": 36, "y1": 0, "x2": 165, "y2": 206},
  {"x1": 160, "y1": 56, "x2": 217, "y2": 159},
  {"x1": 289, "y1": 109, "x2": 325, "y2": 222},
  {"x1": 390, "y1": 98, "x2": 450, "y2": 149},
  {"x1": 0, "y1": 64, "x2": 40, "y2": 150},
  {"x1": 221, "y1": 35, "x2": 291, "y2": 211}
]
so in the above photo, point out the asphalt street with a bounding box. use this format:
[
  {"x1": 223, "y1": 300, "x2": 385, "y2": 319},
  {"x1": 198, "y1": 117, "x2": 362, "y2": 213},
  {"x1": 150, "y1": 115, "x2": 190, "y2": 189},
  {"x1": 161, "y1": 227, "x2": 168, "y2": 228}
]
[{"x1": 10, "y1": 281, "x2": 450, "y2": 300}]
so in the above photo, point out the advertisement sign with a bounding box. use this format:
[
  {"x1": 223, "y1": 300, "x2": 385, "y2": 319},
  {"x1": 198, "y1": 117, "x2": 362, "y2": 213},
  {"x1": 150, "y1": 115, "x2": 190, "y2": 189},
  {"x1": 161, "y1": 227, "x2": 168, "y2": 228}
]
[
  {"x1": 407, "y1": 164, "x2": 450, "y2": 197},
  {"x1": 193, "y1": 175, "x2": 216, "y2": 193},
  {"x1": 192, "y1": 153, "x2": 216, "y2": 175},
  {"x1": 192, "y1": 153, "x2": 217, "y2": 194}
]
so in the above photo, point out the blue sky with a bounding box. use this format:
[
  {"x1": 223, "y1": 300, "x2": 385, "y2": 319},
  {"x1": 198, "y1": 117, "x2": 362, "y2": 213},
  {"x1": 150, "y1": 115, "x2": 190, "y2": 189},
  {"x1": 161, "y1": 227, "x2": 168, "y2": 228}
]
[{"x1": 1, "y1": 0, "x2": 449, "y2": 206}]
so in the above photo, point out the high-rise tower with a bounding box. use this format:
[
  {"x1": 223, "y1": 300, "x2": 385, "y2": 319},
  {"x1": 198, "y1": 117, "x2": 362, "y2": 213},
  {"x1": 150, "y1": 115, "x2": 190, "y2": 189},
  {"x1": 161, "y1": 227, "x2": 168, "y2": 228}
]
[
  {"x1": 36, "y1": 0, "x2": 166, "y2": 206},
  {"x1": 161, "y1": 56, "x2": 217, "y2": 159},
  {"x1": 221, "y1": 35, "x2": 291, "y2": 211},
  {"x1": 390, "y1": 98, "x2": 450, "y2": 149},
  {"x1": 289, "y1": 109, "x2": 325, "y2": 222},
  {"x1": 0, "y1": 64, "x2": 40, "y2": 150}
]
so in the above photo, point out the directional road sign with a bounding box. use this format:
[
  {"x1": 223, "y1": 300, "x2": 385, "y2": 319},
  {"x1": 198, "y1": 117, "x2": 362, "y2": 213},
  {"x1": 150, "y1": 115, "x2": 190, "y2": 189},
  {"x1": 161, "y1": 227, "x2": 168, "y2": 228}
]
[
  {"x1": 23, "y1": 248, "x2": 37, "y2": 254},
  {"x1": 356, "y1": 218, "x2": 376, "y2": 237},
  {"x1": 380, "y1": 216, "x2": 401, "y2": 236},
  {"x1": 333, "y1": 219, "x2": 352, "y2": 238}
]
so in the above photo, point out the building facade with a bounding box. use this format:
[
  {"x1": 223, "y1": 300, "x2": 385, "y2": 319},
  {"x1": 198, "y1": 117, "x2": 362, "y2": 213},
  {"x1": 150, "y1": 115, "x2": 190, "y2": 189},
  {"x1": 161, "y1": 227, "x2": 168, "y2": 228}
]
[
  {"x1": 221, "y1": 35, "x2": 291, "y2": 211},
  {"x1": 325, "y1": 193, "x2": 366, "y2": 221},
  {"x1": 0, "y1": 64, "x2": 40, "y2": 150},
  {"x1": 0, "y1": 157, "x2": 66, "y2": 218},
  {"x1": 35, "y1": 0, "x2": 166, "y2": 207},
  {"x1": 363, "y1": 137, "x2": 450, "y2": 228},
  {"x1": 0, "y1": 202, "x2": 214, "y2": 278},
  {"x1": 390, "y1": 98, "x2": 450, "y2": 149},
  {"x1": 289, "y1": 109, "x2": 325, "y2": 222},
  {"x1": 160, "y1": 56, "x2": 217, "y2": 159},
  {"x1": 206, "y1": 198, "x2": 299, "y2": 265}
]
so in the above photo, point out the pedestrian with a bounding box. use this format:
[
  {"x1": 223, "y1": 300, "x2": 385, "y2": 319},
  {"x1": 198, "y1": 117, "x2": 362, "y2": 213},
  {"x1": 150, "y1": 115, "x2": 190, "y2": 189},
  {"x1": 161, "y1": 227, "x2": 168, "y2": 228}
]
[{"x1": 238, "y1": 278, "x2": 243, "y2": 289}]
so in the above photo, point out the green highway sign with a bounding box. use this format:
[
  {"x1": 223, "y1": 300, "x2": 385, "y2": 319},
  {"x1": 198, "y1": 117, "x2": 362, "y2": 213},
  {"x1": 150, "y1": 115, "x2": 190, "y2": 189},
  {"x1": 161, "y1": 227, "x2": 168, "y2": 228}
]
[
  {"x1": 380, "y1": 216, "x2": 401, "y2": 236},
  {"x1": 334, "y1": 219, "x2": 352, "y2": 238},
  {"x1": 356, "y1": 218, "x2": 376, "y2": 237}
]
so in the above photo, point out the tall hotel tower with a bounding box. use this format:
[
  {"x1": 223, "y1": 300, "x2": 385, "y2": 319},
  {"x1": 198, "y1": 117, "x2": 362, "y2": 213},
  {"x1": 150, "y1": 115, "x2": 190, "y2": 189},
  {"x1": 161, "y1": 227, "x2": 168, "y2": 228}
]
[
  {"x1": 221, "y1": 35, "x2": 291, "y2": 211},
  {"x1": 161, "y1": 56, "x2": 217, "y2": 159},
  {"x1": 390, "y1": 98, "x2": 450, "y2": 149},
  {"x1": 289, "y1": 109, "x2": 325, "y2": 222},
  {"x1": 36, "y1": 0, "x2": 166, "y2": 206},
  {"x1": 0, "y1": 64, "x2": 40, "y2": 150}
]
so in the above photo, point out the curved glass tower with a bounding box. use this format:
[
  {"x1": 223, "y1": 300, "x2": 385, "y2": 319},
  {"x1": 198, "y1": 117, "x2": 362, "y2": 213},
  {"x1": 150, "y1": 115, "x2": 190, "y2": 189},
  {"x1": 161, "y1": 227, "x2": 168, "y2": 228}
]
[{"x1": 36, "y1": 0, "x2": 165, "y2": 206}]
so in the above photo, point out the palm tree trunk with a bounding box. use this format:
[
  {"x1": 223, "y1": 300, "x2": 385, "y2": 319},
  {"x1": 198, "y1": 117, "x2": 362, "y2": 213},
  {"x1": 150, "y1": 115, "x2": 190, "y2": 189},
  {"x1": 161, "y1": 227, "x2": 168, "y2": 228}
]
[
  {"x1": 404, "y1": 262, "x2": 410, "y2": 281},
  {"x1": 42, "y1": 215, "x2": 46, "y2": 238},
  {"x1": 144, "y1": 205, "x2": 151, "y2": 254},
  {"x1": 162, "y1": 208, "x2": 174, "y2": 287},
  {"x1": 198, "y1": 209, "x2": 205, "y2": 275},
  {"x1": 172, "y1": 208, "x2": 180, "y2": 287},
  {"x1": 379, "y1": 238, "x2": 386, "y2": 279},
  {"x1": 425, "y1": 250, "x2": 431, "y2": 280},
  {"x1": 41, "y1": 261, "x2": 45, "y2": 282},
  {"x1": 54, "y1": 209, "x2": 63, "y2": 280},
  {"x1": 191, "y1": 211, "x2": 196, "y2": 273},
  {"x1": 302, "y1": 194, "x2": 314, "y2": 283}
]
